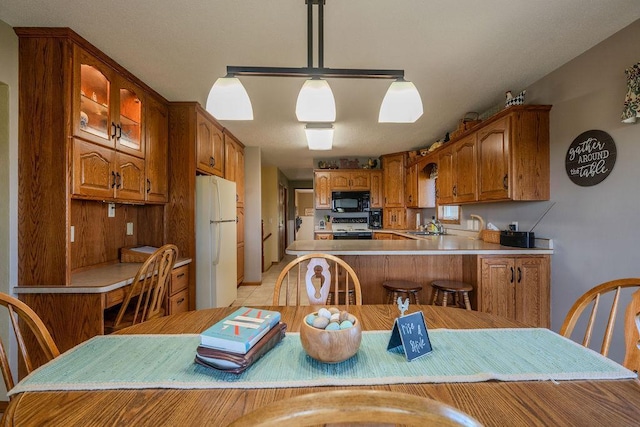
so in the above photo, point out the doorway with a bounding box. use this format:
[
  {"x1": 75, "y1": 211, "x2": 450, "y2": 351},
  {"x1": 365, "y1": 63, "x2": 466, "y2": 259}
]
[
  {"x1": 295, "y1": 189, "x2": 314, "y2": 241},
  {"x1": 278, "y1": 184, "x2": 287, "y2": 261}
]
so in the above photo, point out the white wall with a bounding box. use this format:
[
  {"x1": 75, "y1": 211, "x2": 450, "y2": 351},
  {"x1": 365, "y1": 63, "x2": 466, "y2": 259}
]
[
  {"x1": 451, "y1": 19, "x2": 640, "y2": 362},
  {"x1": 261, "y1": 166, "x2": 278, "y2": 270},
  {"x1": 0, "y1": 19, "x2": 19, "y2": 401},
  {"x1": 244, "y1": 147, "x2": 262, "y2": 283}
]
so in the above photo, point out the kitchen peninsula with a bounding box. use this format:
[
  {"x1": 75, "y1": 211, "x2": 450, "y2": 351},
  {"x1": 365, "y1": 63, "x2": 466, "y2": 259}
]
[{"x1": 287, "y1": 234, "x2": 552, "y2": 327}]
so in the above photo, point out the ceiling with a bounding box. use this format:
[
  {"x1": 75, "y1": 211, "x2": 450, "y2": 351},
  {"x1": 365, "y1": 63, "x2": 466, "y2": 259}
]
[{"x1": 3, "y1": 1, "x2": 640, "y2": 180}]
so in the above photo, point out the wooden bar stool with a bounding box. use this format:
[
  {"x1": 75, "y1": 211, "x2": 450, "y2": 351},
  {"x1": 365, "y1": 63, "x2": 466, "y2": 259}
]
[
  {"x1": 430, "y1": 280, "x2": 473, "y2": 310},
  {"x1": 382, "y1": 280, "x2": 423, "y2": 305}
]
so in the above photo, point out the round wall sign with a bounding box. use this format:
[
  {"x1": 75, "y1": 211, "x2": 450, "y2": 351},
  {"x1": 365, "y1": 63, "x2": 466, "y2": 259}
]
[{"x1": 565, "y1": 130, "x2": 617, "y2": 186}]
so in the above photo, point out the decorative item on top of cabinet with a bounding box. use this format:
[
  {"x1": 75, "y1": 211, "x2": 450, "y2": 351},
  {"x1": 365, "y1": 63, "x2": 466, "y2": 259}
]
[
  {"x1": 196, "y1": 109, "x2": 225, "y2": 177},
  {"x1": 477, "y1": 255, "x2": 550, "y2": 328},
  {"x1": 381, "y1": 152, "x2": 406, "y2": 208},
  {"x1": 314, "y1": 171, "x2": 332, "y2": 209}
]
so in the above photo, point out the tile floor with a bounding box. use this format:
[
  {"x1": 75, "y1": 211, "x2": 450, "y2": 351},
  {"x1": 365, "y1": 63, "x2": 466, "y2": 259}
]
[{"x1": 233, "y1": 254, "x2": 312, "y2": 306}]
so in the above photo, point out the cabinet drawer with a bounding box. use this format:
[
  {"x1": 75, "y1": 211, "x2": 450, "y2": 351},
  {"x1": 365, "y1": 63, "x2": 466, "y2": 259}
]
[
  {"x1": 104, "y1": 286, "x2": 127, "y2": 308},
  {"x1": 168, "y1": 289, "x2": 189, "y2": 314},
  {"x1": 170, "y1": 265, "x2": 189, "y2": 294}
]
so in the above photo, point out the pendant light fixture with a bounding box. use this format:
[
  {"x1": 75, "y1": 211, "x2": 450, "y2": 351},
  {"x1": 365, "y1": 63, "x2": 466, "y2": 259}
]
[
  {"x1": 206, "y1": 74, "x2": 253, "y2": 120},
  {"x1": 207, "y1": 0, "x2": 422, "y2": 127}
]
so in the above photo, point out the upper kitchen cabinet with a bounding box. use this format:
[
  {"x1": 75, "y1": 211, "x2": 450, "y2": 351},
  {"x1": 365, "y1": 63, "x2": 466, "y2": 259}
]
[
  {"x1": 435, "y1": 105, "x2": 551, "y2": 205},
  {"x1": 330, "y1": 171, "x2": 371, "y2": 191},
  {"x1": 15, "y1": 27, "x2": 169, "y2": 287},
  {"x1": 224, "y1": 130, "x2": 245, "y2": 207},
  {"x1": 144, "y1": 96, "x2": 169, "y2": 203},
  {"x1": 196, "y1": 110, "x2": 225, "y2": 177},
  {"x1": 73, "y1": 46, "x2": 145, "y2": 158},
  {"x1": 370, "y1": 170, "x2": 383, "y2": 209},
  {"x1": 477, "y1": 106, "x2": 550, "y2": 202},
  {"x1": 381, "y1": 152, "x2": 406, "y2": 208},
  {"x1": 406, "y1": 157, "x2": 436, "y2": 208},
  {"x1": 314, "y1": 171, "x2": 332, "y2": 209}
]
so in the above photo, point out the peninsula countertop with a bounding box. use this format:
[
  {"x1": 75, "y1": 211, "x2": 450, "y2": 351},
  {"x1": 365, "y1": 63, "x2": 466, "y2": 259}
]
[{"x1": 287, "y1": 235, "x2": 553, "y2": 256}]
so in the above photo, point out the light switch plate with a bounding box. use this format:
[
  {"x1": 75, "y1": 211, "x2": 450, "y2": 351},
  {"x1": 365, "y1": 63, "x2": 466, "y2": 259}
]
[
  {"x1": 108, "y1": 203, "x2": 116, "y2": 218},
  {"x1": 126, "y1": 222, "x2": 134, "y2": 235},
  {"x1": 70, "y1": 226, "x2": 75, "y2": 243}
]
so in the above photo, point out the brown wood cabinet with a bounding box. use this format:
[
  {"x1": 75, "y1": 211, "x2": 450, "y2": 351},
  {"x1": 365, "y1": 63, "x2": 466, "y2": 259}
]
[
  {"x1": 315, "y1": 233, "x2": 333, "y2": 240},
  {"x1": 373, "y1": 232, "x2": 393, "y2": 240},
  {"x1": 382, "y1": 153, "x2": 405, "y2": 208},
  {"x1": 196, "y1": 111, "x2": 225, "y2": 177},
  {"x1": 314, "y1": 171, "x2": 332, "y2": 209},
  {"x1": 224, "y1": 130, "x2": 245, "y2": 285},
  {"x1": 383, "y1": 207, "x2": 407, "y2": 230},
  {"x1": 330, "y1": 171, "x2": 371, "y2": 191},
  {"x1": 144, "y1": 96, "x2": 169, "y2": 203},
  {"x1": 167, "y1": 264, "x2": 189, "y2": 314},
  {"x1": 405, "y1": 160, "x2": 435, "y2": 208},
  {"x1": 477, "y1": 255, "x2": 550, "y2": 327},
  {"x1": 435, "y1": 106, "x2": 551, "y2": 205},
  {"x1": 370, "y1": 170, "x2": 383, "y2": 209}
]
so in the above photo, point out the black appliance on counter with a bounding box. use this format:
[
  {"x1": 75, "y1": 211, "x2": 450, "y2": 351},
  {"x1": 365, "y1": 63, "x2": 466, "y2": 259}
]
[
  {"x1": 331, "y1": 191, "x2": 370, "y2": 213},
  {"x1": 368, "y1": 210, "x2": 382, "y2": 229}
]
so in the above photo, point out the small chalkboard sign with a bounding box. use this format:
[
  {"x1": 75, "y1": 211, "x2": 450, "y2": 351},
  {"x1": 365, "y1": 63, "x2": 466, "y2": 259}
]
[{"x1": 387, "y1": 311, "x2": 432, "y2": 361}]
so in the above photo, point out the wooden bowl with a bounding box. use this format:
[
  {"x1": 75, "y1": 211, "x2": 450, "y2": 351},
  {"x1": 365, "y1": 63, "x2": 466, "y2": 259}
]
[{"x1": 299, "y1": 313, "x2": 362, "y2": 363}]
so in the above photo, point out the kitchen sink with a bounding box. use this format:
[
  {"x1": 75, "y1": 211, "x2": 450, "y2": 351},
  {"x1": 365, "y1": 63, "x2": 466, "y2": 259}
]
[{"x1": 406, "y1": 230, "x2": 446, "y2": 236}]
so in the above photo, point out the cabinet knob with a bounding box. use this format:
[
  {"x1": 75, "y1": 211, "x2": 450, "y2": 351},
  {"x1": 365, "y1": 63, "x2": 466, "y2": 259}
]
[
  {"x1": 209, "y1": 156, "x2": 215, "y2": 167},
  {"x1": 453, "y1": 185, "x2": 457, "y2": 197},
  {"x1": 517, "y1": 267, "x2": 522, "y2": 283},
  {"x1": 510, "y1": 266, "x2": 514, "y2": 283},
  {"x1": 111, "y1": 122, "x2": 117, "y2": 139},
  {"x1": 116, "y1": 172, "x2": 122, "y2": 189},
  {"x1": 116, "y1": 124, "x2": 122, "y2": 140},
  {"x1": 146, "y1": 179, "x2": 151, "y2": 193},
  {"x1": 503, "y1": 174, "x2": 509, "y2": 190}
]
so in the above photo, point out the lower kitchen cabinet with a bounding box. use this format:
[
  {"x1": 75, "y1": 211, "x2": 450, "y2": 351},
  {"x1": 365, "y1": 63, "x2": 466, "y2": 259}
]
[
  {"x1": 477, "y1": 255, "x2": 550, "y2": 327},
  {"x1": 383, "y1": 207, "x2": 407, "y2": 229},
  {"x1": 167, "y1": 264, "x2": 189, "y2": 314},
  {"x1": 315, "y1": 233, "x2": 333, "y2": 240}
]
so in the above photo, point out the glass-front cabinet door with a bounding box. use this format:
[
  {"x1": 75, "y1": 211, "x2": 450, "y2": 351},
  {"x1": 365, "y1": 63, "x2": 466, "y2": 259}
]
[
  {"x1": 116, "y1": 79, "x2": 144, "y2": 157},
  {"x1": 73, "y1": 46, "x2": 145, "y2": 158},
  {"x1": 74, "y1": 48, "x2": 114, "y2": 147}
]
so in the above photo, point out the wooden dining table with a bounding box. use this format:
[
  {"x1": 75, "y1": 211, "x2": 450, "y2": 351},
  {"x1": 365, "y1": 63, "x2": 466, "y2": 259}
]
[{"x1": 3, "y1": 305, "x2": 640, "y2": 426}]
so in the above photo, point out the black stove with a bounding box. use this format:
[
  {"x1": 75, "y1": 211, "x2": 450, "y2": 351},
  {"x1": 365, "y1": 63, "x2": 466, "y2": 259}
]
[{"x1": 331, "y1": 217, "x2": 373, "y2": 240}]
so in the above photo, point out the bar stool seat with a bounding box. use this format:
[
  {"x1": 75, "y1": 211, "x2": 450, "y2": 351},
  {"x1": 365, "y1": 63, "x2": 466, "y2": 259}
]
[
  {"x1": 382, "y1": 280, "x2": 423, "y2": 305},
  {"x1": 430, "y1": 280, "x2": 473, "y2": 310}
]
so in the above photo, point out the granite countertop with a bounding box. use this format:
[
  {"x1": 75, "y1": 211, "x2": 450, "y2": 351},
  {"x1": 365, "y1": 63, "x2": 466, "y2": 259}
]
[
  {"x1": 287, "y1": 235, "x2": 553, "y2": 255},
  {"x1": 14, "y1": 258, "x2": 192, "y2": 294}
]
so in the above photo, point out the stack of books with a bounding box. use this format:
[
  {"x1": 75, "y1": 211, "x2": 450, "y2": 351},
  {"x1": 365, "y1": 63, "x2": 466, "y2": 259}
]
[{"x1": 195, "y1": 307, "x2": 286, "y2": 374}]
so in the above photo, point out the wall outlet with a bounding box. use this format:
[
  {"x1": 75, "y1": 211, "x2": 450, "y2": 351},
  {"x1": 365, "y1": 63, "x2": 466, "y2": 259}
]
[
  {"x1": 108, "y1": 203, "x2": 116, "y2": 218},
  {"x1": 126, "y1": 222, "x2": 134, "y2": 236},
  {"x1": 70, "y1": 226, "x2": 75, "y2": 243},
  {"x1": 510, "y1": 221, "x2": 518, "y2": 231}
]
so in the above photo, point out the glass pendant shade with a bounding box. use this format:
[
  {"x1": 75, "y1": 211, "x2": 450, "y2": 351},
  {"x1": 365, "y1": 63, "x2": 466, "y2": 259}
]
[
  {"x1": 206, "y1": 75, "x2": 254, "y2": 120},
  {"x1": 305, "y1": 123, "x2": 334, "y2": 150},
  {"x1": 296, "y1": 78, "x2": 336, "y2": 122},
  {"x1": 378, "y1": 79, "x2": 423, "y2": 123}
]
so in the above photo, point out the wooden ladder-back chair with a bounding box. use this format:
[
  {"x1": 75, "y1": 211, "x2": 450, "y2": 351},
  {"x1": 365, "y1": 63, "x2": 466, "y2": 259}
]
[
  {"x1": 106, "y1": 244, "x2": 178, "y2": 333},
  {"x1": 0, "y1": 293, "x2": 60, "y2": 395},
  {"x1": 272, "y1": 253, "x2": 362, "y2": 307},
  {"x1": 560, "y1": 278, "x2": 640, "y2": 372},
  {"x1": 228, "y1": 390, "x2": 483, "y2": 426}
]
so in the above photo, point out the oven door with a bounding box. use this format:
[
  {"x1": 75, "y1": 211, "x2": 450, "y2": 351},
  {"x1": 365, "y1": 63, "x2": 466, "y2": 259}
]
[{"x1": 333, "y1": 232, "x2": 373, "y2": 240}]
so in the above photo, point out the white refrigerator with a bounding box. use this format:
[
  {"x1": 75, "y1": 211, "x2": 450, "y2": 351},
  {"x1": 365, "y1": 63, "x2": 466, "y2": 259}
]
[{"x1": 195, "y1": 175, "x2": 238, "y2": 309}]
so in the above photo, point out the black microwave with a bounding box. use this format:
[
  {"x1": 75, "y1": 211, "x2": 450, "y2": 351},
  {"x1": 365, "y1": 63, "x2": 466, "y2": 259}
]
[{"x1": 331, "y1": 191, "x2": 370, "y2": 212}]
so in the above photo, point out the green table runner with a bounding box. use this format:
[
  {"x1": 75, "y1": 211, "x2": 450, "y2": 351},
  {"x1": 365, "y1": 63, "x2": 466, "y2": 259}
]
[{"x1": 9, "y1": 329, "x2": 636, "y2": 395}]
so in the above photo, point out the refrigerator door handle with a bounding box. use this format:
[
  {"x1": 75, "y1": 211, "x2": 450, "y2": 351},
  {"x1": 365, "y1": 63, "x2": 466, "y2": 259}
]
[
  {"x1": 210, "y1": 219, "x2": 236, "y2": 224},
  {"x1": 210, "y1": 221, "x2": 221, "y2": 265}
]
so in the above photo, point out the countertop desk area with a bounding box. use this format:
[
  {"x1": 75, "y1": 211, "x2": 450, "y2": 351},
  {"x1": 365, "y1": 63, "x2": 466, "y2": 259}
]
[
  {"x1": 286, "y1": 238, "x2": 552, "y2": 327},
  {"x1": 3, "y1": 305, "x2": 639, "y2": 426},
  {"x1": 13, "y1": 258, "x2": 192, "y2": 357}
]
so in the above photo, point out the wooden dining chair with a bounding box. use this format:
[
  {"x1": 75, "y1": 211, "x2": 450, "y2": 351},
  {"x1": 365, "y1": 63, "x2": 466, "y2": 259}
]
[
  {"x1": 228, "y1": 389, "x2": 483, "y2": 426},
  {"x1": 272, "y1": 253, "x2": 362, "y2": 307},
  {"x1": 560, "y1": 278, "x2": 640, "y2": 371},
  {"x1": 105, "y1": 244, "x2": 178, "y2": 333},
  {"x1": 0, "y1": 293, "x2": 60, "y2": 395}
]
